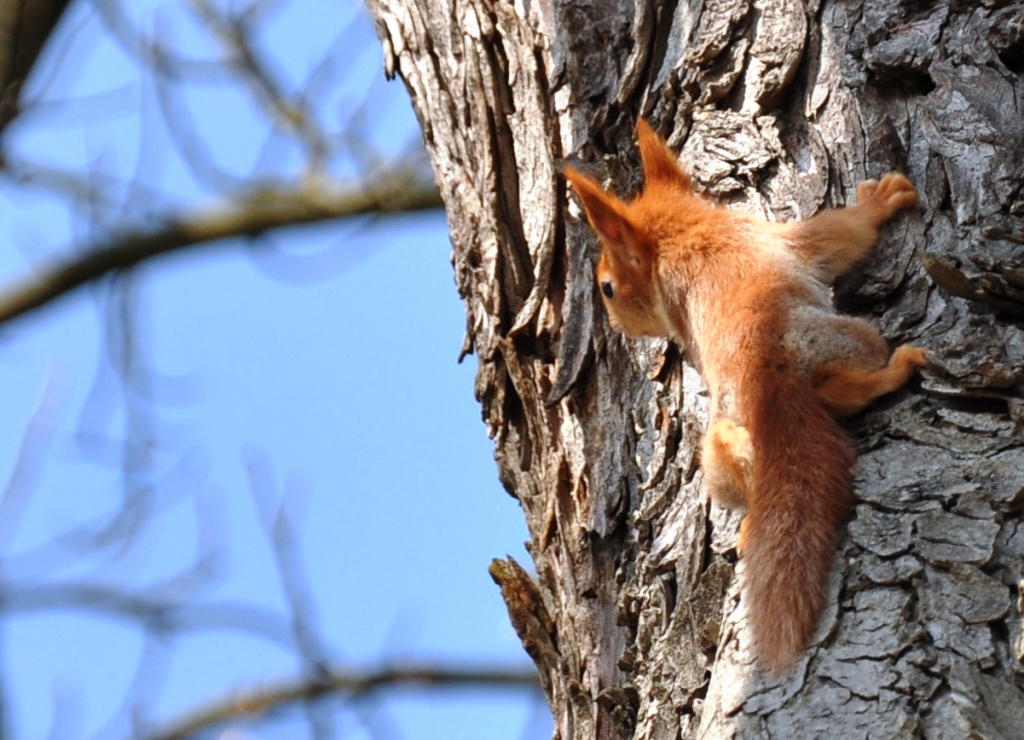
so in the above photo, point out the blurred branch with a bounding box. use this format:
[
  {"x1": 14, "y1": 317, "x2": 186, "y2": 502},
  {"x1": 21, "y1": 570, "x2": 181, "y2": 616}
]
[
  {"x1": 189, "y1": 0, "x2": 330, "y2": 168},
  {"x1": 4, "y1": 156, "x2": 171, "y2": 212},
  {"x1": 92, "y1": 0, "x2": 230, "y2": 82},
  {"x1": 0, "y1": 367, "x2": 64, "y2": 553},
  {"x1": 0, "y1": 171, "x2": 443, "y2": 326},
  {"x1": 148, "y1": 665, "x2": 542, "y2": 740},
  {"x1": 243, "y1": 447, "x2": 335, "y2": 738},
  {"x1": 0, "y1": 0, "x2": 73, "y2": 135},
  {"x1": 4, "y1": 582, "x2": 297, "y2": 645}
]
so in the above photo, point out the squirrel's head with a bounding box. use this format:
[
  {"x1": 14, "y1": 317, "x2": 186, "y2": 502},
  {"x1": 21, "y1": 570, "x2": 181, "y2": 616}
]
[{"x1": 564, "y1": 119, "x2": 692, "y2": 339}]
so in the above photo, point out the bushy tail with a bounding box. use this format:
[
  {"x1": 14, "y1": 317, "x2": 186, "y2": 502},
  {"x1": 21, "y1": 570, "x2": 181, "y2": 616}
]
[{"x1": 740, "y1": 361, "x2": 854, "y2": 673}]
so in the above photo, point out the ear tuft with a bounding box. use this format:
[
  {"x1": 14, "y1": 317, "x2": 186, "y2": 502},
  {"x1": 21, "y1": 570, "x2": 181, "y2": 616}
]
[
  {"x1": 636, "y1": 119, "x2": 691, "y2": 191},
  {"x1": 564, "y1": 166, "x2": 631, "y2": 244}
]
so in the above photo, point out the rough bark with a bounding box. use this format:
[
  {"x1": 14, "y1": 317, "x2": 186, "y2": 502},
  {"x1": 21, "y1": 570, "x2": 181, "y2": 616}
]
[{"x1": 366, "y1": 0, "x2": 1024, "y2": 737}]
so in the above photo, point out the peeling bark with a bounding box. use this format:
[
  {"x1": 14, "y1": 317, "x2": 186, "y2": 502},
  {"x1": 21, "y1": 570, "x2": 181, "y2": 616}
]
[{"x1": 366, "y1": 0, "x2": 1024, "y2": 737}]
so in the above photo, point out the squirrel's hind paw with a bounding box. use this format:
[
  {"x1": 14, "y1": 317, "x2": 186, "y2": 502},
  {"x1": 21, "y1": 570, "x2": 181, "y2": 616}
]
[{"x1": 892, "y1": 344, "x2": 930, "y2": 370}]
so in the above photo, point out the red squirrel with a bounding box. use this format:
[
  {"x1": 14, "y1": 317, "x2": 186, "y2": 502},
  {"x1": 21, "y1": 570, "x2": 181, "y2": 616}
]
[{"x1": 564, "y1": 120, "x2": 928, "y2": 674}]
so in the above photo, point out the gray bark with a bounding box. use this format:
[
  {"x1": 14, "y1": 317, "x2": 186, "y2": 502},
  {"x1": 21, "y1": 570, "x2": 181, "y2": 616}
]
[{"x1": 366, "y1": 0, "x2": 1024, "y2": 737}]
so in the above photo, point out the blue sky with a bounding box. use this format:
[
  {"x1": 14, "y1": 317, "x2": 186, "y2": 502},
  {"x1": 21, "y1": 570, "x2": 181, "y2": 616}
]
[{"x1": 0, "y1": 1, "x2": 546, "y2": 738}]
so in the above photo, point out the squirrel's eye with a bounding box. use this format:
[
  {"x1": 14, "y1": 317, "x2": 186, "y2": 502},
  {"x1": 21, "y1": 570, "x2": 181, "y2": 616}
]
[{"x1": 601, "y1": 281, "x2": 614, "y2": 299}]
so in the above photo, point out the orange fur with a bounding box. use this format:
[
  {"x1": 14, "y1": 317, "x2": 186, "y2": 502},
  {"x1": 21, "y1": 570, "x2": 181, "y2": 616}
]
[{"x1": 565, "y1": 119, "x2": 927, "y2": 673}]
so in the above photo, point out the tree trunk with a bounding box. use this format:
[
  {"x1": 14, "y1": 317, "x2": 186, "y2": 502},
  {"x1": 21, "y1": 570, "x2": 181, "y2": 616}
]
[{"x1": 366, "y1": 0, "x2": 1024, "y2": 737}]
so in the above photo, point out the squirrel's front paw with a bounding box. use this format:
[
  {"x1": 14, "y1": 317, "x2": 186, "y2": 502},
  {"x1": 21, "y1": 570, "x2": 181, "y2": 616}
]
[{"x1": 858, "y1": 173, "x2": 919, "y2": 222}]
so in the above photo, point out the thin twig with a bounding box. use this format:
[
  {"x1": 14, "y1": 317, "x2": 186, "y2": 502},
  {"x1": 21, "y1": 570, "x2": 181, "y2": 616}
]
[
  {"x1": 189, "y1": 0, "x2": 330, "y2": 168},
  {"x1": 0, "y1": 367, "x2": 66, "y2": 553},
  {"x1": 3, "y1": 582, "x2": 299, "y2": 646},
  {"x1": 242, "y1": 447, "x2": 335, "y2": 738}
]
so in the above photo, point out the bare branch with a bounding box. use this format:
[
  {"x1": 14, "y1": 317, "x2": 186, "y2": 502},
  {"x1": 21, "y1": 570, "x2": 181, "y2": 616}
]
[
  {"x1": 188, "y1": 0, "x2": 330, "y2": 168},
  {"x1": 242, "y1": 447, "x2": 335, "y2": 738},
  {"x1": 150, "y1": 55, "x2": 251, "y2": 193},
  {"x1": 146, "y1": 665, "x2": 542, "y2": 740},
  {"x1": 3, "y1": 582, "x2": 296, "y2": 646},
  {"x1": 3, "y1": 156, "x2": 171, "y2": 214},
  {"x1": 0, "y1": 172, "x2": 443, "y2": 326}
]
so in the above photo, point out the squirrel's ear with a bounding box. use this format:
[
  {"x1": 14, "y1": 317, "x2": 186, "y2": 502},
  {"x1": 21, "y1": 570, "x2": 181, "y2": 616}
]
[
  {"x1": 636, "y1": 119, "x2": 691, "y2": 191},
  {"x1": 564, "y1": 166, "x2": 636, "y2": 246}
]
